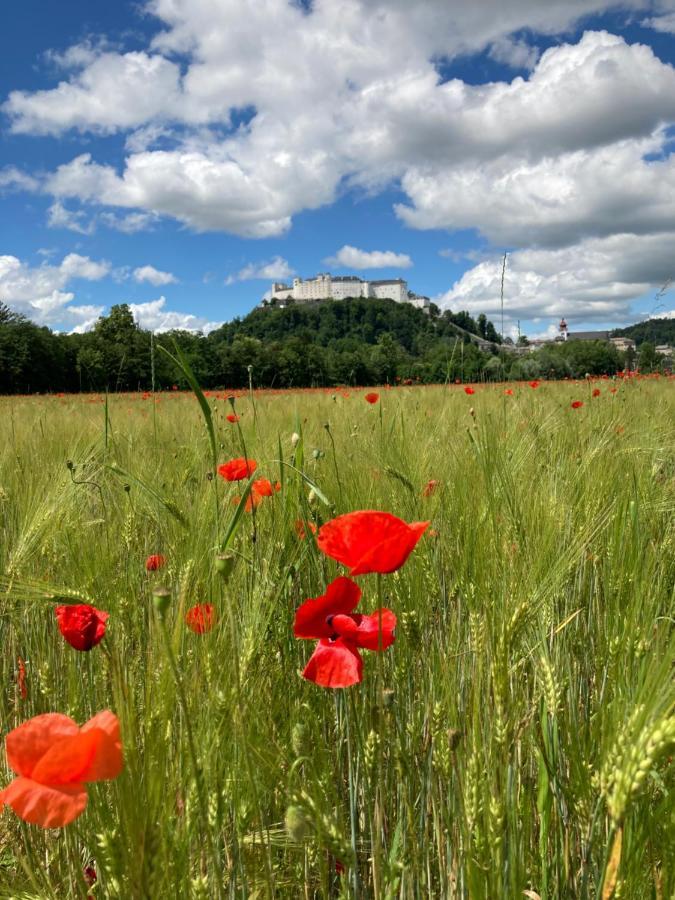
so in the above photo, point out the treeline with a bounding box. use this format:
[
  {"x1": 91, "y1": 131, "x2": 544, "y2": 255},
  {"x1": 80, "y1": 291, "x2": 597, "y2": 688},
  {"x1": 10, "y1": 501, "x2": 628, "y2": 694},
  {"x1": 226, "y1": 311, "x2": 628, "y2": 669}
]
[
  {"x1": 613, "y1": 317, "x2": 675, "y2": 347},
  {"x1": 0, "y1": 299, "x2": 670, "y2": 394}
]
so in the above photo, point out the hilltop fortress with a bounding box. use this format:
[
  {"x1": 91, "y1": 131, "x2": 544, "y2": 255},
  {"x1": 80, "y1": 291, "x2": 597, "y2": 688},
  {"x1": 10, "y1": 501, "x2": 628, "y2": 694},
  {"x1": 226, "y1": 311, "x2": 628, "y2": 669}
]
[{"x1": 262, "y1": 273, "x2": 430, "y2": 310}]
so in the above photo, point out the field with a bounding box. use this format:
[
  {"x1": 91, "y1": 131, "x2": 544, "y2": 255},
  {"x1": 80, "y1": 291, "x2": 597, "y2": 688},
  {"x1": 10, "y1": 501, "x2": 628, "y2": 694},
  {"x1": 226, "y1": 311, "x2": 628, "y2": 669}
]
[{"x1": 0, "y1": 376, "x2": 673, "y2": 898}]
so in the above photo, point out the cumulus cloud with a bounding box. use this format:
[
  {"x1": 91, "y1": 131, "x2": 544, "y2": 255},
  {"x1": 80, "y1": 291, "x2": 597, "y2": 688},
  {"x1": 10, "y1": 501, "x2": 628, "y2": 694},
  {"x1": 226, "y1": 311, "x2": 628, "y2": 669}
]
[
  {"x1": 325, "y1": 245, "x2": 413, "y2": 269},
  {"x1": 225, "y1": 256, "x2": 295, "y2": 284},
  {"x1": 642, "y1": 12, "x2": 675, "y2": 33},
  {"x1": 435, "y1": 232, "x2": 675, "y2": 326},
  {"x1": 0, "y1": 166, "x2": 40, "y2": 192},
  {"x1": 47, "y1": 200, "x2": 95, "y2": 234},
  {"x1": 133, "y1": 264, "x2": 177, "y2": 285},
  {"x1": 0, "y1": 253, "x2": 109, "y2": 331},
  {"x1": 128, "y1": 297, "x2": 222, "y2": 332},
  {"x1": 100, "y1": 211, "x2": 157, "y2": 233}
]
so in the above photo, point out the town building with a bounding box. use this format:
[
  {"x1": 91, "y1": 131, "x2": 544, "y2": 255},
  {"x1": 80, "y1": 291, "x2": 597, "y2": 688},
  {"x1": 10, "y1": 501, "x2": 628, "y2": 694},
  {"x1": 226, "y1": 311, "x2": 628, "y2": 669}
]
[{"x1": 264, "y1": 273, "x2": 429, "y2": 310}]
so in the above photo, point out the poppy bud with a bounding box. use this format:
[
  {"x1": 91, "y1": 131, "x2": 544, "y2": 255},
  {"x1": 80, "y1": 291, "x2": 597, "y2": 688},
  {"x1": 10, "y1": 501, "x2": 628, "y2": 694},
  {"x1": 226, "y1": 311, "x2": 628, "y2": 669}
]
[
  {"x1": 291, "y1": 432, "x2": 300, "y2": 448},
  {"x1": 215, "y1": 551, "x2": 236, "y2": 581},
  {"x1": 308, "y1": 489, "x2": 317, "y2": 505},
  {"x1": 152, "y1": 586, "x2": 171, "y2": 618},
  {"x1": 285, "y1": 805, "x2": 312, "y2": 842}
]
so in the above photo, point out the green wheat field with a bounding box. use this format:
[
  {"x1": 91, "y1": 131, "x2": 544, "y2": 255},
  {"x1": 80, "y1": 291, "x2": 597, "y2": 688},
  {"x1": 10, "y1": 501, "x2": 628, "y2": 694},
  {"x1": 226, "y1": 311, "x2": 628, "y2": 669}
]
[{"x1": 0, "y1": 376, "x2": 673, "y2": 898}]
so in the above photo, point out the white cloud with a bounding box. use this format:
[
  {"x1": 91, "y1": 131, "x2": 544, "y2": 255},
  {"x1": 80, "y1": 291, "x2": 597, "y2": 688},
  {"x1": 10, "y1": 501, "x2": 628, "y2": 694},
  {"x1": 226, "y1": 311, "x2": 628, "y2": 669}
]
[
  {"x1": 0, "y1": 253, "x2": 109, "y2": 330},
  {"x1": 128, "y1": 297, "x2": 222, "y2": 332},
  {"x1": 435, "y1": 232, "x2": 675, "y2": 326},
  {"x1": 488, "y1": 36, "x2": 540, "y2": 70},
  {"x1": 133, "y1": 264, "x2": 177, "y2": 285},
  {"x1": 325, "y1": 245, "x2": 413, "y2": 269},
  {"x1": 47, "y1": 200, "x2": 95, "y2": 234},
  {"x1": 100, "y1": 210, "x2": 157, "y2": 233},
  {"x1": 642, "y1": 12, "x2": 675, "y2": 33},
  {"x1": 0, "y1": 166, "x2": 40, "y2": 192},
  {"x1": 225, "y1": 256, "x2": 295, "y2": 284}
]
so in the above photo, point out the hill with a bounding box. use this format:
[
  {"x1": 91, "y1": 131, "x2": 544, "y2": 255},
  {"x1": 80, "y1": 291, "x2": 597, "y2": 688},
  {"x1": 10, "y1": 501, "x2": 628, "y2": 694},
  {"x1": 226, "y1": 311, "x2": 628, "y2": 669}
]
[{"x1": 612, "y1": 316, "x2": 675, "y2": 346}]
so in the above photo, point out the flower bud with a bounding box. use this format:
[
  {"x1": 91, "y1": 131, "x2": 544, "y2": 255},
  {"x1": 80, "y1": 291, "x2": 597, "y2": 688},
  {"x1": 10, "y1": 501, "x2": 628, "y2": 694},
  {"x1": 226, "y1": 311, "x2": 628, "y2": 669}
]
[
  {"x1": 308, "y1": 489, "x2": 317, "y2": 506},
  {"x1": 215, "y1": 551, "x2": 236, "y2": 581},
  {"x1": 152, "y1": 586, "x2": 171, "y2": 618},
  {"x1": 291, "y1": 432, "x2": 300, "y2": 448}
]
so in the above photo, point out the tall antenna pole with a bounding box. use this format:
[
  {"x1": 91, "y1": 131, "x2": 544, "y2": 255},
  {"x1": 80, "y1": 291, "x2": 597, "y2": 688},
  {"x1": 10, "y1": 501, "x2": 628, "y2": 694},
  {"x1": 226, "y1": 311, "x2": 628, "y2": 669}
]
[{"x1": 500, "y1": 251, "x2": 507, "y2": 342}]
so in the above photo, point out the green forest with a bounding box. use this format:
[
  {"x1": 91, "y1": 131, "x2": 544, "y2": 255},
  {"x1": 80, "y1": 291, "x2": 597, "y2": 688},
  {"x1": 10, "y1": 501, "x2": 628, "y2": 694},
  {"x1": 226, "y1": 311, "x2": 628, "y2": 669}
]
[{"x1": 0, "y1": 298, "x2": 672, "y2": 393}]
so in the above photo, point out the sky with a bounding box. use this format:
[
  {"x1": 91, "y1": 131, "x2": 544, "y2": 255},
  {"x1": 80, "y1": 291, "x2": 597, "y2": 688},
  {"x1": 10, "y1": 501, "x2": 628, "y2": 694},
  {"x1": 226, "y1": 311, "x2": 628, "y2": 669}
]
[{"x1": 1, "y1": 0, "x2": 675, "y2": 339}]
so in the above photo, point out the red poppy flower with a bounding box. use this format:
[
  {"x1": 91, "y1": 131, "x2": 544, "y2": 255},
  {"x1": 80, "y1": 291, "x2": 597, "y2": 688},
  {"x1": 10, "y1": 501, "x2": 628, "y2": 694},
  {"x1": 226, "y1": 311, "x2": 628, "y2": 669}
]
[
  {"x1": 295, "y1": 520, "x2": 317, "y2": 539},
  {"x1": 504, "y1": 388, "x2": 514, "y2": 396},
  {"x1": 145, "y1": 554, "x2": 166, "y2": 572},
  {"x1": 464, "y1": 386, "x2": 475, "y2": 395},
  {"x1": 185, "y1": 604, "x2": 216, "y2": 634},
  {"x1": 529, "y1": 381, "x2": 540, "y2": 389},
  {"x1": 317, "y1": 511, "x2": 429, "y2": 576},
  {"x1": 0, "y1": 710, "x2": 123, "y2": 828},
  {"x1": 226, "y1": 414, "x2": 239, "y2": 423},
  {"x1": 252, "y1": 478, "x2": 274, "y2": 497},
  {"x1": 365, "y1": 392, "x2": 379, "y2": 404},
  {"x1": 294, "y1": 577, "x2": 396, "y2": 688},
  {"x1": 423, "y1": 479, "x2": 440, "y2": 497},
  {"x1": 592, "y1": 388, "x2": 601, "y2": 397},
  {"x1": 217, "y1": 458, "x2": 257, "y2": 481},
  {"x1": 571, "y1": 400, "x2": 584, "y2": 409},
  {"x1": 55, "y1": 605, "x2": 109, "y2": 652}
]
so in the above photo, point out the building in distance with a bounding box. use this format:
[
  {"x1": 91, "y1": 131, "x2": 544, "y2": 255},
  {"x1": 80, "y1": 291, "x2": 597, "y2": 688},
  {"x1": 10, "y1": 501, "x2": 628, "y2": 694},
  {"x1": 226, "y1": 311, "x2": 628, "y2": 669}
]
[{"x1": 263, "y1": 273, "x2": 429, "y2": 311}]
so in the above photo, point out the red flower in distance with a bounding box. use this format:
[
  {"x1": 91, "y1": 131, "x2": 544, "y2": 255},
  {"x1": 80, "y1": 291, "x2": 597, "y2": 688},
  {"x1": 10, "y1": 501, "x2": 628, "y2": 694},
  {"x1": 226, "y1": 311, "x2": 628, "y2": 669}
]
[
  {"x1": 592, "y1": 388, "x2": 601, "y2": 397},
  {"x1": 317, "y1": 511, "x2": 429, "y2": 576},
  {"x1": 294, "y1": 577, "x2": 396, "y2": 688},
  {"x1": 423, "y1": 479, "x2": 440, "y2": 497},
  {"x1": 218, "y1": 458, "x2": 257, "y2": 481},
  {"x1": 295, "y1": 520, "x2": 317, "y2": 539},
  {"x1": 528, "y1": 380, "x2": 540, "y2": 389},
  {"x1": 364, "y1": 392, "x2": 379, "y2": 404},
  {"x1": 145, "y1": 554, "x2": 166, "y2": 572},
  {"x1": 0, "y1": 710, "x2": 123, "y2": 828},
  {"x1": 504, "y1": 388, "x2": 514, "y2": 396},
  {"x1": 226, "y1": 413, "x2": 239, "y2": 423},
  {"x1": 185, "y1": 604, "x2": 216, "y2": 634},
  {"x1": 464, "y1": 386, "x2": 475, "y2": 395},
  {"x1": 17, "y1": 658, "x2": 27, "y2": 700},
  {"x1": 252, "y1": 478, "x2": 275, "y2": 497},
  {"x1": 55, "y1": 605, "x2": 109, "y2": 652},
  {"x1": 571, "y1": 400, "x2": 584, "y2": 409}
]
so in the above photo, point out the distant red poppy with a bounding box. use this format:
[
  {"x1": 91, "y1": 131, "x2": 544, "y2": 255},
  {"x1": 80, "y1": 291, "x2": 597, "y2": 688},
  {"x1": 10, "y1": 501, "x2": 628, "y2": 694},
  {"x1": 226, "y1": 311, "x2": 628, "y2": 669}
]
[
  {"x1": 592, "y1": 388, "x2": 601, "y2": 397},
  {"x1": 423, "y1": 479, "x2": 440, "y2": 497},
  {"x1": 218, "y1": 458, "x2": 257, "y2": 481},
  {"x1": 365, "y1": 392, "x2": 379, "y2": 404},
  {"x1": 317, "y1": 511, "x2": 429, "y2": 576},
  {"x1": 528, "y1": 381, "x2": 540, "y2": 389},
  {"x1": 171, "y1": 385, "x2": 178, "y2": 391},
  {"x1": 226, "y1": 413, "x2": 239, "y2": 423},
  {"x1": 504, "y1": 388, "x2": 514, "y2": 396},
  {"x1": 252, "y1": 478, "x2": 275, "y2": 497},
  {"x1": 294, "y1": 577, "x2": 396, "y2": 688},
  {"x1": 571, "y1": 400, "x2": 584, "y2": 409},
  {"x1": 185, "y1": 604, "x2": 216, "y2": 634},
  {"x1": 610, "y1": 387, "x2": 618, "y2": 394},
  {"x1": 0, "y1": 710, "x2": 123, "y2": 828},
  {"x1": 295, "y1": 520, "x2": 317, "y2": 539},
  {"x1": 17, "y1": 658, "x2": 27, "y2": 700},
  {"x1": 464, "y1": 386, "x2": 475, "y2": 395},
  {"x1": 55, "y1": 605, "x2": 109, "y2": 652},
  {"x1": 145, "y1": 554, "x2": 166, "y2": 572}
]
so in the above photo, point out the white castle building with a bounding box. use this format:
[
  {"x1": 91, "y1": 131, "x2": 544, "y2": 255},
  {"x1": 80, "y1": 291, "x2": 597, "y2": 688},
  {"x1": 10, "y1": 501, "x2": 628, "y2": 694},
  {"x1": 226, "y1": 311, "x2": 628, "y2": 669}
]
[{"x1": 264, "y1": 273, "x2": 429, "y2": 310}]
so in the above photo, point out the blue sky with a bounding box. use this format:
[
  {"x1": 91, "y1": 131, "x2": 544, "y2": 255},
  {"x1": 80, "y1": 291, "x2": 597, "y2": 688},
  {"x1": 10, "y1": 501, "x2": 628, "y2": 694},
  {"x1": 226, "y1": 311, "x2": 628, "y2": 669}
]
[{"x1": 1, "y1": 0, "x2": 675, "y2": 338}]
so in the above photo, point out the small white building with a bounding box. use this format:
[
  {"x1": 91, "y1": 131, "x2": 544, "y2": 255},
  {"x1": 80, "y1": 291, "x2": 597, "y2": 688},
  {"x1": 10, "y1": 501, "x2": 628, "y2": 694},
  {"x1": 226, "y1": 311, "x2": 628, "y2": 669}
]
[{"x1": 265, "y1": 273, "x2": 428, "y2": 310}]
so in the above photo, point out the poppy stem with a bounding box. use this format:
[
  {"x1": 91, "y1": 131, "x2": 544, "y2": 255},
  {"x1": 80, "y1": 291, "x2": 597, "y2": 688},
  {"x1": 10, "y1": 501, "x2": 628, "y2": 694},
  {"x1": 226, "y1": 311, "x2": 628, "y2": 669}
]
[{"x1": 342, "y1": 691, "x2": 361, "y2": 899}]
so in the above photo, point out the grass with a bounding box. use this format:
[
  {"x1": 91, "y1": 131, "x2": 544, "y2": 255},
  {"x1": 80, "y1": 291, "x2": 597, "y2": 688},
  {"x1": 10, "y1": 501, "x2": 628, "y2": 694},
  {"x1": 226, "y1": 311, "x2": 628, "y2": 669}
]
[{"x1": 0, "y1": 377, "x2": 673, "y2": 898}]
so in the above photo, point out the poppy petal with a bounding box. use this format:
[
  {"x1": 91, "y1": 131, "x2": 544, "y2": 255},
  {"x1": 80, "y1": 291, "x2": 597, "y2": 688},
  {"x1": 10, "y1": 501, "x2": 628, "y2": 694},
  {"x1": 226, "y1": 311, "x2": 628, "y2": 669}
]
[
  {"x1": 31, "y1": 731, "x2": 102, "y2": 786},
  {"x1": 294, "y1": 577, "x2": 361, "y2": 640},
  {"x1": 80, "y1": 711, "x2": 124, "y2": 781},
  {"x1": 0, "y1": 776, "x2": 88, "y2": 828},
  {"x1": 5, "y1": 714, "x2": 78, "y2": 778},
  {"x1": 349, "y1": 522, "x2": 429, "y2": 576},
  {"x1": 332, "y1": 609, "x2": 396, "y2": 651},
  {"x1": 302, "y1": 639, "x2": 363, "y2": 688}
]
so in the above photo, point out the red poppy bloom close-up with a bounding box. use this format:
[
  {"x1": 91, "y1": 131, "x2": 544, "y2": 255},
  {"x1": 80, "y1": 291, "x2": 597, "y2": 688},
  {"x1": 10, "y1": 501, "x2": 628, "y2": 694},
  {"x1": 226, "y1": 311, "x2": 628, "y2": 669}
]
[
  {"x1": 226, "y1": 413, "x2": 239, "y2": 423},
  {"x1": 145, "y1": 554, "x2": 166, "y2": 572},
  {"x1": 251, "y1": 478, "x2": 278, "y2": 497},
  {"x1": 317, "y1": 511, "x2": 429, "y2": 576},
  {"x1": 364, "y1": 392, "x2": 379, "y2": 404},
  {"x1": 185, "y1": 604, "x2": 216, "y2": 634},
  {"x1": 55, "y1": 604, "x2": 109, "y2": 652},
  {"x1": 464, "y1": 386, "x2": 475, "y2": 395},
  {"x1": 571, "y1": 400, "x2": 584, "y2": 409},
  {"x1": 0, "y1": 710, "x2": 123, "y2": 828},
  {"x1": 294, "y1": 576, "x2": 396, "y2": 688},
  {"x1": 217, "y1": 458, "x2": 257, "y2": 481}
]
